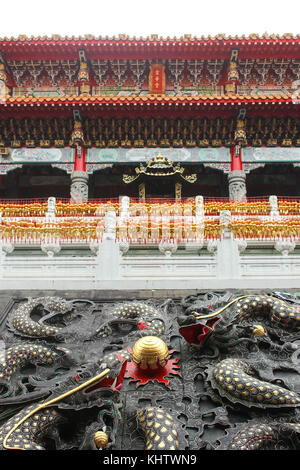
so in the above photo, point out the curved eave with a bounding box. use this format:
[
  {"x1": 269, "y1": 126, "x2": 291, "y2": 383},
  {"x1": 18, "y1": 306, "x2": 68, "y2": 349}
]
[
  {"x1": 1, "y1": 93, "x2": 299, "y2": 108},
  {"x1": 0, "y1": 34, "x2": 300, "y2": 60}
]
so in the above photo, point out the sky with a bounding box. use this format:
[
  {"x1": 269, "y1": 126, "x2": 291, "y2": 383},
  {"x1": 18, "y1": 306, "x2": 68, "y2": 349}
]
[{"x1": 1, "y1": 0, "x2": 299, "y2": 38}]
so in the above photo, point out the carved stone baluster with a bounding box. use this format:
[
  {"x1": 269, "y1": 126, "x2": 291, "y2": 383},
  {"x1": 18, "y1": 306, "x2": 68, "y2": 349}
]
[
  {"x1": 41, "y1": 237, "x2": 61, "y2": 258},
  {"x1": 274, "y1": 239, "x2": 296, "y2": 256},
  {"x1": 269, "y1": 195, "x2": 280, "y2": 219},
  {"x1": 46, "y1": 197, "x2": 56, "y2": 221}
]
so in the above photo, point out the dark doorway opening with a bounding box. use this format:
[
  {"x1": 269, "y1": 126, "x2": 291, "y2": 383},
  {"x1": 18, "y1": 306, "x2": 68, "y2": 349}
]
[
  {"x1": 89, "y1": 164, "x2": 228, "y2": 200},
  {"x1": 0, "y1": 165, "x2": 70, "y2": 199},
  {"x1": 246, "y1": 164, "x2": 300, "y2": 197}
]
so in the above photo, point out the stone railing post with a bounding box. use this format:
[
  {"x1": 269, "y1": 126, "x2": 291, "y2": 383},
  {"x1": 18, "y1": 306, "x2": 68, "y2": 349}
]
[
  {"x1": 195, "y1": 195, "x2": 204, "y2": 218},
  {"x1": 216, "y1": 210, "x2": 241, "y2": 278},
  {"x1": 220, "y1": 210, "x2": 231, "y2": 233},
  {"x1": 96, "y1": 210, "x2": 121, "y2": 280},
  {"x1": 269, "y1": 195, "x2": 280, "y2": 219},
  {"x1": 46, "y1": 197, "x2": 56, "y2": 221},
  {"x1": 184, "y1": 195, "x2": 204, "y2": 251},
  {"x1": 119, "y1": 196, "x2": 130, "y2": 220},
  {"x1": 104, "y1": 211, "x2": 117, "y2": 241},
  {"x1": 118, "y1": 196, "x2": 131, "y2": 248},
  {"x1": 0, "y1": 239, "x2": 14, "y2": 278}
]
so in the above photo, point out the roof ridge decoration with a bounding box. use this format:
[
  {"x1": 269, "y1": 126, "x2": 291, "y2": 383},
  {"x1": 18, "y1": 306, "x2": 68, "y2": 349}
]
[
  {"x1": 0, "y1": 33, "x2": 300, "y2": 43},
  {"x1": 2, "y1": 91, "x2": 298, "y2": 105}
]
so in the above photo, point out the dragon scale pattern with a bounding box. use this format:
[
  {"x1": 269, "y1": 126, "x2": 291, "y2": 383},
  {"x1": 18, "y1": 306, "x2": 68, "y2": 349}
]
[
  {"x1": 0, "y1": 402, "x2": 63, "y2": 450},
  {"x1": 227, "y1": 422, "x2": 300, "y2": 450},
  {"x1": 8, "y1": 297, "x2": 72, "y2": 339},
  {"x1": 137, "y1": 407, "x2": 180, "y2": 450},
  {"x1": 208, "y1": 358, "x2": 300, "y2": 407},
  {"x1": 110, "y1": 302, "x2": 165, "y2": 335},
  {"x1": 0, "y1": 344, "x2": 69, "y2": 383},
  {"x1": 235, "y1": 295, "x2": 300, "y2": 330}
]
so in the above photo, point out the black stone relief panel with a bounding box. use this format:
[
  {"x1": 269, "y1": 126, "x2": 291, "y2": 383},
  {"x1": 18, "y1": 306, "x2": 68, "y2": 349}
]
[{"x1": 0, "y1": 290, "x2": 299, "y2": 451}]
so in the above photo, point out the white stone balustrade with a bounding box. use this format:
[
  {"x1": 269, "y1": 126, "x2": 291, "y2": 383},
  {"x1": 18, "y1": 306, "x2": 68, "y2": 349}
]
[{"x1": 1, "y1": 194, "x2": 300, "y2": 289}]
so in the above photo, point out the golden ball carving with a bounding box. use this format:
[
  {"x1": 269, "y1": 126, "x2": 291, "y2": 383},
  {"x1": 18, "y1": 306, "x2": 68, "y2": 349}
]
[
  {"x1": 94, "y1": 431, "x2": 109, "y2": 448},
  {"x1": 132, "y1": 336, "x2": 169, "y2": 370},
  {"x1": 252, "y1": 324, "x2": 265, "y2": 337}
]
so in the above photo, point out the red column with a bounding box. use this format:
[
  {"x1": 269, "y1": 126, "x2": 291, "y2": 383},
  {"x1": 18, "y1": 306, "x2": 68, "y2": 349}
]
[
  {"x1": 74, "y1": 145, "x2": 86, "y2": 172},
  {"x1": 230, "y1": 145, "x2": 243, "y2": 171}
]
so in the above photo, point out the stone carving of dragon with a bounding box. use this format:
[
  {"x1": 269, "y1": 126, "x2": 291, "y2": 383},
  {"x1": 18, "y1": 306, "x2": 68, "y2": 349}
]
[
  {"x1": 6, "y1": 297, "x2": 73, "y2": 340},
  {"x1": 0, "y1": 362, "x2": 126, "y2": 450},
  {"x1": 136, "y1": 407, "x2": 181, "y2": 450},
  {"x1": 206, "y1": 357, "x2": 300, "y2": 408},
  {"x1": 178, "y1": 293, "x2": 300, "y2": 353},
  {"x1": 0, "y1": 343, "x2": 73, "y2": 404},
  {"x1": 178, "y1": 292, "x2": 300, "y2": 450},
  {"x1": 0, "y1": 297, "x2": 177, "y2": 451},
  {"x1": 1, "y1": 293, "x2": 299, "y2": 451},
  {"x1": 218, "y1": 422, "x2": 300, "y2": 450}
]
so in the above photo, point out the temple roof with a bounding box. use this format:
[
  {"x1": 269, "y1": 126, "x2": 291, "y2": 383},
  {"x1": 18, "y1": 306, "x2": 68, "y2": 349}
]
[
  {"x1": 1, "y1": 92, "x2": 299, "y2": 117},
  {"x1": 1, "y1": 33, "x2": 299, "y2": 61},
  {"x1": 1, "y1": 33, "x2": 299, "y2": 42},
  {"x1": 4, "y1": 91, "x2": 297, "y2": 101}
]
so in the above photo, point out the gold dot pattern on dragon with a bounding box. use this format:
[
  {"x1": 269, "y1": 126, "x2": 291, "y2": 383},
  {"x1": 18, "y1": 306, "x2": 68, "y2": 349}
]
[
  {"x1": 0, "y1": 403, "x2": 63, "y2": 450},
  {"x1": 0, "y1": 344, "x2": 63, "y2": 381},
  {"x1": 10, "y1": 297, "x2": 71, "y2": 338},
  {"x1": 137, "y1": 407, "x2": 180, "y2": 450},
  {"x1": 212, "y1": 358, "x2": 300, "y2": 407},
  {"x1": 111, "y1": 303, "x2": 165, "y2": 335},
  {"x1": 235, "y1": 295, "x2": 300, "y2": 330}
]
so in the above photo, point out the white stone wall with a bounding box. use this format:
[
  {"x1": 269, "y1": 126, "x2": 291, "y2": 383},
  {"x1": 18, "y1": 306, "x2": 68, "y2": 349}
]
[{"x1": 0, "y1": 236, "x2": 300, "y2": 290}]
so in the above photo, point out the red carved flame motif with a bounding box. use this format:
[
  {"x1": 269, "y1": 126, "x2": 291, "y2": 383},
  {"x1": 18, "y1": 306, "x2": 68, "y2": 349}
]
[
  {"x1": 125, "y1": 349, "x2": 181, "y2": 387},
  {"x1": 179, "y1": 317, "x2": 220, "y2": 348}
]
